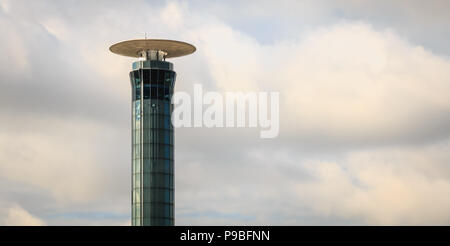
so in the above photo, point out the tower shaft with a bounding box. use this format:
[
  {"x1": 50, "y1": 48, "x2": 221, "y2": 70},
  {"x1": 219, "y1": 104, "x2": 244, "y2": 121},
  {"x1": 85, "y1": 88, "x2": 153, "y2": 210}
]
[{"x1": 130, "y1": 60, "x2": 175, "y2": 226}]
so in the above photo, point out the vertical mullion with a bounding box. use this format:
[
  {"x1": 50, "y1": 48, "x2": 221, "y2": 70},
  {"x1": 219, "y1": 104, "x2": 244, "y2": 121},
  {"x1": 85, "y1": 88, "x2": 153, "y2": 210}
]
[
  {"x1": 171, "y1": 71, "x2": 174, "y2": 226},
  {"x1": 131, "y1": 72, "x2": 134, "y2": 226},
  {"x1": 140, "y1": 68, "x2": 144, "y2": 225}
]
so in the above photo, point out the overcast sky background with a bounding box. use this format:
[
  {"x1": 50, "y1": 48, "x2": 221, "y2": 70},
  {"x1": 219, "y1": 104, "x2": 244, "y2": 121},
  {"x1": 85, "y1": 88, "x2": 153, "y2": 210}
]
[{"x1": 1, "y1": 0, "x2": 450, "y2": 225}]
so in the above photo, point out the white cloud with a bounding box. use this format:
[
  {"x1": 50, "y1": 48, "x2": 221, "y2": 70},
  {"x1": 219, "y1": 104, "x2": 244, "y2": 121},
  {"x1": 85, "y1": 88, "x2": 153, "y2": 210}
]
[
  {"x1": 281, "y1": 22, "x2": 450, "y2": 143},
  {"x1": 40, "y1": 18, "x2": 69, "y2": 41},
  {"x1": 0, "y1": 116, "x2": 126, "y2": 204},
  {"x1": 296, "y1": 143, "x2": 450, "y2": 225},
  {"x1": 1, "y1": 204, "x2": 46, "y2": 226},
  {"x1": 0, "y1": 0, "x2": 12, "y2": 14},
  {"x1": 187, "y1": 20, "x2": 450, "y2": 145},
  {"x1": 175, "y1": 141, "x2": 450, "y2": 225},
  {"x1": 121, "y1": 219, "x2": 131, "y2": 226},
  {"x1": 0, "y1": 18, "x2": 30, "y2": 77},
  {"x1": 187, "y1": 23, "x2": 263, "y2": 91},
  {"x1": 160, "y1": 1, "x2": 185, "y2": 30}
]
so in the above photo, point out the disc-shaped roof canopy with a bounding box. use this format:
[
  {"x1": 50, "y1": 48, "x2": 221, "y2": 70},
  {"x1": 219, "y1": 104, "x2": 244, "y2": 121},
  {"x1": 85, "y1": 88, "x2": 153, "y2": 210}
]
[{"x1": 109, "y1": 39, "x2": 196, "y2": 58}]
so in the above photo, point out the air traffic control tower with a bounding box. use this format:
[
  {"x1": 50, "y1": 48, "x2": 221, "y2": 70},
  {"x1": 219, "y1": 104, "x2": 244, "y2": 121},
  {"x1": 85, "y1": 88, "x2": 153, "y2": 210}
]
[{"x1": 110, "y1": 39, "x2": 195, "y2": 226}]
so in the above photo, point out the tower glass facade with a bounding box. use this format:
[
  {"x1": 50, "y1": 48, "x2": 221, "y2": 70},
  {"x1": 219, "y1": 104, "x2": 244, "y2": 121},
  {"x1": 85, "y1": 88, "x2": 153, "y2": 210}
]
[{"x1": 130, "y1": 60, "x2": 175, "y2": 226}]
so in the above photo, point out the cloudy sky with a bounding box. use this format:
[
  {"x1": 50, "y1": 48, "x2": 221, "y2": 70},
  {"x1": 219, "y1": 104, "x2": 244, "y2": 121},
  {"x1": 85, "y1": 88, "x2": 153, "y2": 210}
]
[{"x1": 1, "y1": 0, "x2": 450, "y2": 225}]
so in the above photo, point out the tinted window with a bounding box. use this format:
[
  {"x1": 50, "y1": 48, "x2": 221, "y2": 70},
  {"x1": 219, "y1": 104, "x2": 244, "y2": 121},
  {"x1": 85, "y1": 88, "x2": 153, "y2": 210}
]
[
  {"x1": 144, "y1": 84, "x2": 150, "y2": 99},
  {"x1": 143, "y1": 69, "x2": 150, "y2": 84},
  {"x1": 151, "y1": 70, "x2": 158, "y2": 83},
  {"x1": 158, "y1": 70, "x2": 165, "y2": 85},
  {"x1": 135, "y1": 83, "x2": 141, "y2": 100},
  {"x1": 151, "y1": 85, "x2": 157, "y2": 99}
]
